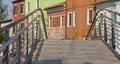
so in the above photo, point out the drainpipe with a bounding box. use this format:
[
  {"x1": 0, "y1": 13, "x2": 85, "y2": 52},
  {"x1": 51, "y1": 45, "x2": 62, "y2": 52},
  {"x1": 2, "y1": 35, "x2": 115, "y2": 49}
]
[{"x1": 65, "y1": 0, "x2": 67, "y2": 39}]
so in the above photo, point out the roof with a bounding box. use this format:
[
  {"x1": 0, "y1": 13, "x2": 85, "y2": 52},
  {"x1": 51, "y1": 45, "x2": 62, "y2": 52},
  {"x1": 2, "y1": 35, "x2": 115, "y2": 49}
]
[
  {"x1": 94, "y1": 0, "x2": 117, "y2": 5},
  {"x1": 0, "y1": 19, "x2": 12, "y2": 23},
  {"x1": 12, "y1": 0, "x2": 24, "y2": 3},
  {"x1": 44, "y1": 1, "x2": 66, "y2": 10}
]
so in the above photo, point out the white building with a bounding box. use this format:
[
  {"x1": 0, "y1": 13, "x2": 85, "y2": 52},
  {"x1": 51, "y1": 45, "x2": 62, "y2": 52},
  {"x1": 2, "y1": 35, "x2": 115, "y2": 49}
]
[{"x1": 95, "y1": 0, "x2": 120, "y2": 54}]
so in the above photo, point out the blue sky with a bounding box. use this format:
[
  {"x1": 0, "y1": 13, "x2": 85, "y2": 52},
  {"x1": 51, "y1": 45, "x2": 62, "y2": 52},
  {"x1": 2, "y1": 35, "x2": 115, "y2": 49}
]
[{"x1": 2, "y1": 0, "x2": 12, "y2": 19}]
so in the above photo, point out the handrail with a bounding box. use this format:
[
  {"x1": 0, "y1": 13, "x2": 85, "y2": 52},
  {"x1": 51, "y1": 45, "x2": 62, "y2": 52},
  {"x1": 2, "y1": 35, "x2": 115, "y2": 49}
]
[
  {"x1": 0, "y1": 19, "x2": 12, "y2": 23},
  {"x1": 85, "y1": 9, "x2": 120, "y2": 40},
  {"x1": 0, "y1": 8, "x2": 47, "y2": 64},
  {"x1": 0, "y1": 8, "x2": 48, "y2": 39},
  {"x1": 0, "y1": 15, "x2": 40, "y2": 53},
  {"x1": 85, "y1": 8, "x2": 120, "y2": 59}
]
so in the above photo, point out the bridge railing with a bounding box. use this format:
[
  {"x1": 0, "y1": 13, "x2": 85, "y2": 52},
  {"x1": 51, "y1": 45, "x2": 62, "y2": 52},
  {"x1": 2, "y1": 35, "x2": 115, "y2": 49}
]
[
  {"x1": 85, "y1": 9, "x2": 120, "y2": 59},
  {"x1": 0, "y1": 8, "x2": 47, "y2": 64}
]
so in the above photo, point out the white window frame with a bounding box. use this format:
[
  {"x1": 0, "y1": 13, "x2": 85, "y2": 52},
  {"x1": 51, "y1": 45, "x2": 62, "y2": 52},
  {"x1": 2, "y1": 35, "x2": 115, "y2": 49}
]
[
  {"x1": 87, "y1": 8, "x2": 93, "y2": 25},
  {"x1": 49, "y1": 17, "x2": 53, "y2": 28},
  {"x1": 73, "y1": 11, "x2": 76, "y2": 26},
  {"x1": 67, "y1": 12, "x2": 72, "y2": 27},
  {"x1": 36, "y1": 0, "x2": 40, "y2": 9},
  {"x1": 60, "y1": 15, "x2": 65, "y2": 27},
  {"x1": 13, "y1": 5, "x2": 17, "y2": 16}
]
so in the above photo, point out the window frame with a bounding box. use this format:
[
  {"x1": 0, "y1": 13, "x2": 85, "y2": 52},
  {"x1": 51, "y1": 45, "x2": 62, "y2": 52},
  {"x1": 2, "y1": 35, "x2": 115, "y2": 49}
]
[
  {"x1": 21, "y1": 4, "x2": 24, "y2": 14},
  {"x1": 60, "y1": 15, "x2": 65, "y2": 27},
  {"x1": 67, "y1": 12, "x2": 73, "y2": 27},
  {"x1": 73, "y1": 11, "x2": 76, "y2": 26},
  {"x1": 13, "y1": 25, "x2": 17, "y2": 33},
  {"x1": 14, "y1": 6, "x2": 17, "y2": 16},
  {"x1": 49, "y1": 17, "x2": 53, "y2": 28},
  {"x1": 27, "y1": 2, "x2": 30, "y2": 13},
  {"x1": 36, "y1": 0, "x2": 40, "y2": 9},
  {"x1": 87, "y1": 8, "x2": 94, "y2": 25}
]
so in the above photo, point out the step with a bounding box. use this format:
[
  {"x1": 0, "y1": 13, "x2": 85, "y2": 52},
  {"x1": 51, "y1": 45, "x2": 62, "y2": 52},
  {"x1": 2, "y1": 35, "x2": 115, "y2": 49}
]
[{"x1": 32, "y1": 40, "x2": 120, "y2": 64}]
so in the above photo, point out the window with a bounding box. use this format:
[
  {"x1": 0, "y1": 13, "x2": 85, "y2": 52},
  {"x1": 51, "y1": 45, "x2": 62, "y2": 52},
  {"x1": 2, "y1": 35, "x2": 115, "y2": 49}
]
[
  {"x1": 13, "y1": 25, "x2": 16, "y2": 33},
  {"x1": 27, "y1": 2, "x2": 30, "y2": 12},
  {"x1": 20, "y1": 23, "x2": 24, "y2": 29},
  {"x1": 36, "y1": 0, "x2": 40, "y2": 8},
  {"x1": 111, "y1": 6, "x2": 117, "y2": 22},
  {"x1": 73, "y1": 12, "x2": 76, "y2": 26},
  {"x1": 68, "y1": 12, "x2": 72, "y2": 27},
  {"x1": 111, "y1": 13, "x2": 117, "y2": 22},
  {"x1": 14, "y1": 6, "x2": 17, "y2": 15},
  {"x1": 60, "y1": 15, "x2": 65, "y2": 27},
  {"x1": 21, "y1": 4, "x2": 24, "y2": 14},
  {"x1": 49, "y1": 17, "x2": 53, "y2": 27},
  {"x1": 87, "y1": 8, "x2": 93, "y2": 25}
]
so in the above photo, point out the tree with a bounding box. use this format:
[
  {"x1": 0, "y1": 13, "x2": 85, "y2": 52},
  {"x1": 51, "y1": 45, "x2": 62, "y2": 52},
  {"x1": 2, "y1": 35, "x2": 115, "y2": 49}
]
[
  {"x1": 0, "y1": 0, "x2": 8, "y2": 20},
  {"x1": 0, "y1": 0, "x2": 8, "y2": 44}
]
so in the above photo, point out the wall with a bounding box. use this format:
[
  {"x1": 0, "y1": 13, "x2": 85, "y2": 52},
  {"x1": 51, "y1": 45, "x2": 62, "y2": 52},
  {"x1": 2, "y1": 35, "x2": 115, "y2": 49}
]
[
  {"x1": 47, "y1": 27, "x2": 65, "y2": 40},
  {"x1": 66, "y1": 0, "x2": 96, "y2": 40},
  {"x1": 47, "y1": 10, "x2": 65, "y2": 39},
  {"x1": 12, "y1": 0, "x2": 25, "y2": 21}
]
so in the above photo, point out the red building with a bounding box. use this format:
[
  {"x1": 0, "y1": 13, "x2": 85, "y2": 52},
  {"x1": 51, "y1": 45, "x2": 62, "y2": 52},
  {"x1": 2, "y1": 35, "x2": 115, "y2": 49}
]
[
  {"x1": 45, "y1": 2, "x2": 66, "y2": 39},
  {"x1": 12, "y1": 0, "x2": 25, "y2": 33},
  {"x1": 11, "y1": 0, "x2": 25, "y2": 57}
]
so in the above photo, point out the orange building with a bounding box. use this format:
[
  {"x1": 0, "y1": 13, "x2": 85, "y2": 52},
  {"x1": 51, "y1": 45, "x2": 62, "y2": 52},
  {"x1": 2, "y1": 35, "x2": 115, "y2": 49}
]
[{"x1": 66, "y1": 0, "x2": 107, "y2": 40}]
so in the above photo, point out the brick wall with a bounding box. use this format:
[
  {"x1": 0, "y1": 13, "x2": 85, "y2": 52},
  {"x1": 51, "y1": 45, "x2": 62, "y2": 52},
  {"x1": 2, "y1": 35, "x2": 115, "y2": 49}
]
[{"x1": 47, "y1": 27, "x2": 65, "y2": 40}]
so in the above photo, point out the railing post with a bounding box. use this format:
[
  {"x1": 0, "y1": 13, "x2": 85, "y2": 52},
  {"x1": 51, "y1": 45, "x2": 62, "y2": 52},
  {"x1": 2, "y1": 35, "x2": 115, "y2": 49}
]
[
  {"x1": 15, "y1": 35, "x2": 21, "y2": 64},
  {"x1": 3, "y1": 30, "x2": 9, "y2": 64},
  {"x1": 36, "y1": 20, "x2": 38, "y2": 40},
  {"x1": 32, "y1": 14, "x2": 34, "y2": 45},
  {"x1": 26, "y1": 19, "x2": 29, "y2": 56},
  {"x1": 99, "y1": 23, "x2": 101, "y2": 39},
  {"x1": 99, "y1": 14, "x2": 103, "y2": 39},
  {"x1": 38, "y1": 17, "x2": 41, "y2": 40},
  {"x1": 111, "y1": 22, "x2": 115, "y2": 49},
  {"x1": 104, "y1": 17, "x2": 107, "y2": 42}
]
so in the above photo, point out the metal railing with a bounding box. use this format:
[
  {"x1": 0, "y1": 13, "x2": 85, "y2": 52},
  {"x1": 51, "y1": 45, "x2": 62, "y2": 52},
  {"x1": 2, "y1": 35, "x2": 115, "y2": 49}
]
[
  {"x1": 85, "y1": 9, "x2": 120, "y2": 59},
  {"x1": 0, "y1": 8, "x2": 47, "y2": 64}
]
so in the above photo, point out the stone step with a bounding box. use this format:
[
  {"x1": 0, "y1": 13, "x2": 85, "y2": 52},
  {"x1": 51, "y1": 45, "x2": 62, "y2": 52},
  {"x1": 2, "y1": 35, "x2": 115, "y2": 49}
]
[
  {"x1": 33, "y1": 60, "x2": 120, "y2": 64},
  {"x1": 32, "y1": 40, "x2": 120, "y2": 64}
]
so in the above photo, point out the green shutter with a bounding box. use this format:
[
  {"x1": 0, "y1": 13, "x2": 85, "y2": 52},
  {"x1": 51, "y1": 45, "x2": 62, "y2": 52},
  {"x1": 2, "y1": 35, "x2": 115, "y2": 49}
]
[
  {"x1": 21, "y1": 4, "x2": 24, "y2": 13},
  {"x1": 13, "y1": 25, "x2": 16, "y2": 33},
  {"x1": 69, "y1": 13, "x2": 72, "y2": 26},
  {"x1": 14, "y1": 6, "x2": 17, "y2": 15},
  {"x1": 37, "y1": 0, "x2": 39, "y2": 8},
  {"x1": 28, "y1": 2, "x2": 30, "y2": 12},
  {"x1": 62, "y1": 16, "x2": 64, "y2": 26},
  {"x1": 89, "y1": 10, "x2": 93, "y2": 23}
]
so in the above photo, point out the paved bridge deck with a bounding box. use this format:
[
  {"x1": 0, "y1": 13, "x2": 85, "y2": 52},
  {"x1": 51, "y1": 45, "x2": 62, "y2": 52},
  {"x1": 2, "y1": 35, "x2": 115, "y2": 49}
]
[{"x1": 33, "y1": 40, "x2": 120, "y2": 64}]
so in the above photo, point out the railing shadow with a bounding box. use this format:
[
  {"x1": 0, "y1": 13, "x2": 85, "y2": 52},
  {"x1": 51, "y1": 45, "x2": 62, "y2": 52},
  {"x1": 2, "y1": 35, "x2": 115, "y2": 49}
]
[
  {"x1": 33, "y1": 40, "x2": 44, "y2": 61},
  {"x1": 33, "y1": 59, "x2": 63, "y2": 64}
]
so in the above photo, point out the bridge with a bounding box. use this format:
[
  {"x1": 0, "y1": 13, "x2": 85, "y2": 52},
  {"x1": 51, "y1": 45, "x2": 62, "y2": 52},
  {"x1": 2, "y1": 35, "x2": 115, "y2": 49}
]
[{"x1": 0, "y1": 8, "x2": 120, "y2": 64}]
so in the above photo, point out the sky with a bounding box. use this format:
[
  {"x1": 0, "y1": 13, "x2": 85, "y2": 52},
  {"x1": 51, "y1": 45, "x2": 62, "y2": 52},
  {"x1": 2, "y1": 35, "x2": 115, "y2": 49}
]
[{"x1": 2, "y1": 0, "x2": 12, "y2": 19}]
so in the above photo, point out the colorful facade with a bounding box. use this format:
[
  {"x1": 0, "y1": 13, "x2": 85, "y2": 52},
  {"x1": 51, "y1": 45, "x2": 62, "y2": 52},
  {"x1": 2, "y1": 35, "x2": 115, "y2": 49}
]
[
  {"x1": 12, "y1": 0, "x2": 25, "y2": 21},
  {"x1": 45, "y1": 2, "x2": 66, "y2": 39},
  {"x1": 25, "y1": 0, "x2": 40, "y2": 14},
  {"x1": 25, "y1": 0, "x2": 65, "y2": 14},
  {"x1": 66, "y1": 0, "x2": 99, "y2": 40},
  {"x1": 12, "y1": 0, "x2": 25, "y2": 33}
]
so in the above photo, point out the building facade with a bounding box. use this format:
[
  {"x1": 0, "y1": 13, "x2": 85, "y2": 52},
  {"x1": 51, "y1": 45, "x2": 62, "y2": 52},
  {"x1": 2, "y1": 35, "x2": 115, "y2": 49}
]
[
  {"x1": 95, "y1": 0, "x2": 120, "y2": 54},
  {"x1": 12, "y1": 0, "x2": 25, "y2": 33},
  {"x1": 25, "y1": 0, "x2": 65, "y2": 39},
  {"x1": 66, "y1": 0, "x2": 97, "y2": 40},
  {"x1": 45, "y1": 2, "x2": 66, "y2": 39}
]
